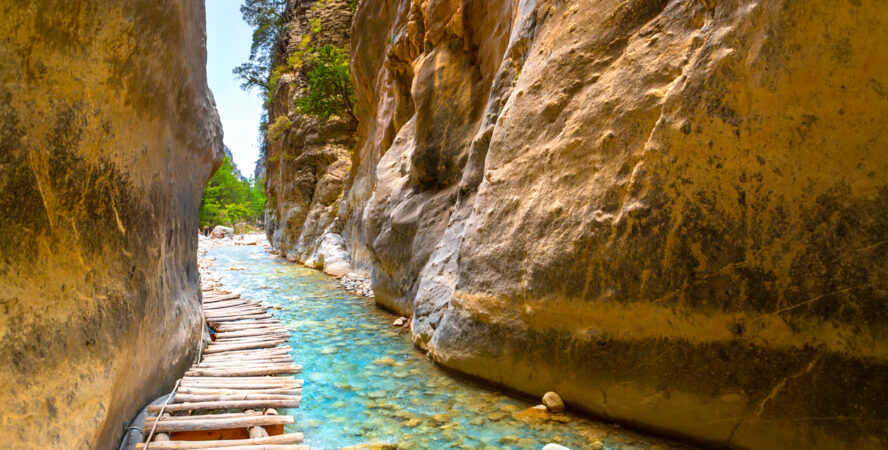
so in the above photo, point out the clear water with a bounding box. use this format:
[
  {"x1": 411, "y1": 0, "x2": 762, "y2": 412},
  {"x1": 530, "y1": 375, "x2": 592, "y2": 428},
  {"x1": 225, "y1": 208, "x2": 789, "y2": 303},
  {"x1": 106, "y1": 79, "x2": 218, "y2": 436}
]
[{"x1": 207, "y1": 244, "x2": 691, "y2": 450}]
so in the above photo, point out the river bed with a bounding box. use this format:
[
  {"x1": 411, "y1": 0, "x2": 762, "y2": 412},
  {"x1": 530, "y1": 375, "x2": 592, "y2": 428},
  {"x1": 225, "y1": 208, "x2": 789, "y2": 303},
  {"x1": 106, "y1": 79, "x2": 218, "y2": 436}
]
[{"x1": 205, "y1": 243, "x2": 691, "y2": 450}]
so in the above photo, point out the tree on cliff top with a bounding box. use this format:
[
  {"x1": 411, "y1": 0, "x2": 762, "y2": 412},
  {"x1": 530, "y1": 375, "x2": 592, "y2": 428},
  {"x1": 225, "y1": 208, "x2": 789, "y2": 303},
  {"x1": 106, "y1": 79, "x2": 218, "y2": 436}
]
[{"x1": 233, "y1": 0, "x2": 288, "y2": 93}]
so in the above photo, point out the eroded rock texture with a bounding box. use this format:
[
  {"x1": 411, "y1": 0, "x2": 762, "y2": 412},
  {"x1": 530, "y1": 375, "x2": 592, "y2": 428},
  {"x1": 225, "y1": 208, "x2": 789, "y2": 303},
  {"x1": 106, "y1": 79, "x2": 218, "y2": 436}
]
[
  {"x1": 0, "y1": 1, "x2": 222, "y2": 447},
  {"x1": 265, "y1": 0, "x2": 357, "y2": 276},
  {"x1": 333, "y1": 0, "x2": 888, "y2": 447}
]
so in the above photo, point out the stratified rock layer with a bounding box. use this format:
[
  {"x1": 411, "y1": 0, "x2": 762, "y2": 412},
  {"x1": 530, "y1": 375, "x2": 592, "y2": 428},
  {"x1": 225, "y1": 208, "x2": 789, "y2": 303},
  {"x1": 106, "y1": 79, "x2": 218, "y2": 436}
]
[
  {"x1": 0, "y1": 1, "x2": 222, "y2": 447},
  {"x1": 337, "y1": 0, "x2": 888, "y2": 448}
]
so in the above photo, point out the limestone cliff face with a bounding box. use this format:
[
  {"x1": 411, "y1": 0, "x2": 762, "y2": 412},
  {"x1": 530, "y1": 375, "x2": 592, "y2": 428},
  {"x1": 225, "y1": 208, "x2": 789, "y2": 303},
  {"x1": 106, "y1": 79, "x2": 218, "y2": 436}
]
[
  {"x1": 338, "y1": 0, "x2": 888, "y2": 448},
  {"x1": 0, "y1": 1, "x2": 222, "y2": 448},
  {"x1": 265, "y1": 0, "x2": 357, "y2": 276}
]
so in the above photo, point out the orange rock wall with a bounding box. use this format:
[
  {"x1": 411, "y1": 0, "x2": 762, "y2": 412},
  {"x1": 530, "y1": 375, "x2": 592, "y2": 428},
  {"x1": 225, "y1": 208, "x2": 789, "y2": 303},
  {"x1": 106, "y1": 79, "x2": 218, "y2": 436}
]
[
  {"x1": 0, "y1": 1, "x2": 222, "y2": 447},
  {"x1": 342, "y1": 0, "x2": 888, "y2": 447}
]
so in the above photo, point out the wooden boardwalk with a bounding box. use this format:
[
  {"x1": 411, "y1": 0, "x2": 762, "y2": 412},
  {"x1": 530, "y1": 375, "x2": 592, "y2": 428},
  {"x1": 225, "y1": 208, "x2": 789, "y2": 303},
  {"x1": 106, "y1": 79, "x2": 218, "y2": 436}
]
[{"x1": 137, "y1": 287, "x2": 307, "y2": 449}]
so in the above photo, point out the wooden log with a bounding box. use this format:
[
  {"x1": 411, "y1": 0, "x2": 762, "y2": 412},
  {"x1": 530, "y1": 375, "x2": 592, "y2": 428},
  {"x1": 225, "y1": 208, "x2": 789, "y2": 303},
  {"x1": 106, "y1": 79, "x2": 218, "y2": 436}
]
[
  {"x1": 154, "y1": 433, "x2": 170, "y2": 441},
  {"x1": 178, "y1": 387, "x2": 302, "y2": 396},
  {"x1": 195, "y1": 360, "x2": 295, "y2": 368},
  {"x1": 142, "y1": 413, "x2": 294, "y2": 431},
  {"x1": 204, "y1": 307, "x2": 270, "y2": 315},
  {"x1": 201, "y1": 346, "x2": 292, "y2": 354},
  {"x1": 214, "y1": 324, "x2": 287, "y2": 331},
  {"x1": 214, "y1": 331, "x2": 289, "y2": 339},
  {"x1": 198, "y1": 355, "x2": 293, "y2": 364},
  {"x1": 179, "y1": 383, "x2": 302, "y2": 390},
  {"x1": 205, "y1": 308, "x2": 268, "y2": 316},
  {"x1": 205, "y1": 313, "x2": 272, "y2": 321},
  {"x1": 146, "y1": 399, "x2": 301, "y2": 414},
  {"x1": 198, "y1": 354, "x2": 294, "y2": 362},
  {"x1": 209, "y1": 335, "x2": 288, "y2": 343},
  {"x1": 203, "y1": 294, "x2": 241, "y2": 302},
  {"x1": 174, "y1": 393, "x2": 299, "y2": 403},
  {"x1": 179, "y1": 379, "x2": 302, "y2": 386},
  {"x1": 147, "y1": 412, "x2": 262, "y2": 421},
  {"x1": 191, "y1": 445, "x2": 307, "y2": 450},
  {"x1": 209, "y1": 319, "x2": 279, "y2": 328},
  {"x1": 204, "y1": 342, "x2": 285, "y2": 354},
  {"x1": 205, "y1": 339, "x2": 289, "y2": 348},
  {"x1": 185, "y1": 365, "x2": 301, "y2": 377},
  {"x1": 204, "y1": 298, "x2": 260, "y2": 306},
  {"x1": 135, "y1": 433, "x2": 304, "y2": 449},
  {"x1": 214, "y1": 331, "x2": 290, "y2": 340},
  {"x1": 195, "y1": 359, "x2": 295, "y2": 368},
  {"x1": 204, "y1": 302, "x2": 263, "y2": 311}
]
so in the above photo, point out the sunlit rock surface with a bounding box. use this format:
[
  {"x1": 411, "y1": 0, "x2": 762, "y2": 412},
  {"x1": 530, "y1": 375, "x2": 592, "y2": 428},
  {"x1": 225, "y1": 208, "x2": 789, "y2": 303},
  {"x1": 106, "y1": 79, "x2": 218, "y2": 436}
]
[
  {"x1": 264, "y1": 0, "x2": 356, "y2": 275},
  {"x1": 334, "y1": 0, "x2": 888, "y2": 448},
  {"x1": 0, "y1": 0, "x2": 222, "y2": 447}
]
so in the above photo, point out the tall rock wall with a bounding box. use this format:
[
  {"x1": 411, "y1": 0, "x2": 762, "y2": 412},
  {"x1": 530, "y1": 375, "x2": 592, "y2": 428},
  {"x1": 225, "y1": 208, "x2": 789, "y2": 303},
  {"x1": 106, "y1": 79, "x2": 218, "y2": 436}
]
[
  {"x1": 264, "y1": 0, "x2": 357, "y2": 276},
  {"x1": 336, "y1": 0, "x2": 888, "y2": 448},
  {"x1": 0, "y1": 1, "x2": 222, "y2": 448}
]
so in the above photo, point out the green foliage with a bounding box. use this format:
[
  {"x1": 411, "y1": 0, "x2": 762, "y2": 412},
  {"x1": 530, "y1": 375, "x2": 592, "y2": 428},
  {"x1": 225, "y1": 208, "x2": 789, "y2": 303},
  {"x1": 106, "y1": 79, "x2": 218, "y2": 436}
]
[
  {"x1": 295, "y1": 44, "x2": 357, "y2": 122},
  {"x1": 309, "y1": 17, "x2": 322, "y2": 33},
  {"x1": 200, "y1": 157, "x2": 266, "y2": 228},
  {"x1": 233, "y1": 0, "x2": 288, "y2": 93},
  {"x1": 348, "y1": 0, "x2": 359, "y2": 11},
  {"x1": 268, "y1": 115, "x2": 292, "y2": 140}
]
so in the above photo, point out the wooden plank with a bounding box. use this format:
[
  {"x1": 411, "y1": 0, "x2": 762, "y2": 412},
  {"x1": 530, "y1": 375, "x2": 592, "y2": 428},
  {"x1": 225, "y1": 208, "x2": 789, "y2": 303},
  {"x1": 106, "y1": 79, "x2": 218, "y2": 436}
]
[
  {"x1": 179, "y1": 383, "x2": 302, "y2": 390},
  {"x1": 185, "y1": 365, "x2": 301, "y2": 377},
  {"x1": 135, "y1": 433, "x2": 304, "y2": 449},
  {"x1": 174, "y1": 393, "x2": 299, "y2": 403},
  {"x1": 178, "y1": 387, "x2": 302, "y2": 396},
  {"x1": 205, "y1": 313, "x2": 273, "y2": 321},
  {"x1": 207, "y1": 338, "x2": 289, "y2": 347},
  {"x1": 198, "y1": 446, "x2": 307, "y2": 450},
  {"x1": 143, "y1": 414, "x2": 294, "y2": 431},
  {"x1": 147, "y1": 412, "x2": 263, "y2": 421},
  {"x1": 204, "y1": 342, "x2": 286, "y2": 354},
  {"x1": 205, "y1": 307, "x2": 268, "y2": 316},
  {"x1": 214, "y1": 330, "x2": 290, "y2": 339},
  {"x1": 195, "y1": 360, "x2": 295, "y2": 368},
  {"x1": 147, "y1": 399, "x2": 301, "y2": 414},
  {"x1": 182, "y1": 376, "x2": 301, "y2": 383},
  {"x1": 214, "y1": 324, "x2": 287, "y2": 331},
  {"x1": 203, "y1": 294, "x2": 241, "y2": 302}
]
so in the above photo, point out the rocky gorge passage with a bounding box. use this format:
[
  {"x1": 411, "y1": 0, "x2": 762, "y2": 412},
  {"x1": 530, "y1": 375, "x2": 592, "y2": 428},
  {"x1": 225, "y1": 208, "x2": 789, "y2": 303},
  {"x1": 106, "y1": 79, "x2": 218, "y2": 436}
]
[{"x1": 265, "y1": 0, "x2": 888, "y2": 448}]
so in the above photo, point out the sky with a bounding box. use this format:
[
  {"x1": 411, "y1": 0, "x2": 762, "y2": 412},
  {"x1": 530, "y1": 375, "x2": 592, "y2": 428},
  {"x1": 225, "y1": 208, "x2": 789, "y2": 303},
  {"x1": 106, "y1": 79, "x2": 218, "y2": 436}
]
[{"x1": 206, "y1": 0, "x2": 263, "y2": 177}]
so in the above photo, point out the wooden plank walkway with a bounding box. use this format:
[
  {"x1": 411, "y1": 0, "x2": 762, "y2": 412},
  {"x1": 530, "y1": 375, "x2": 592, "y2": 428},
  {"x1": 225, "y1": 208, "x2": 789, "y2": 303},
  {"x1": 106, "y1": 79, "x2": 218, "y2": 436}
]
[{"x1": 137, "y1": 287, "x2": 307, "y2": 450}]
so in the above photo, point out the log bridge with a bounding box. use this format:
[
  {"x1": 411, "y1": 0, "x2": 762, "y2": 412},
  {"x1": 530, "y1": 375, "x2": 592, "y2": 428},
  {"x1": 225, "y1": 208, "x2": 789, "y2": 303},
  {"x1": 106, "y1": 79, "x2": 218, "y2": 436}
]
[{"x1": 137, "y1": 287, "x2": 307, "y2": 449}]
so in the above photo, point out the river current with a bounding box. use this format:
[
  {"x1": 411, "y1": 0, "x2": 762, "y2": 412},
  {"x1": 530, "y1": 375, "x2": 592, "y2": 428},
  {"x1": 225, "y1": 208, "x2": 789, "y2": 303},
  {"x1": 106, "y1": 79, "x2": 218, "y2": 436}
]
[{"x1": 206, "y1": 243, "x2": 690, "y2": 450}]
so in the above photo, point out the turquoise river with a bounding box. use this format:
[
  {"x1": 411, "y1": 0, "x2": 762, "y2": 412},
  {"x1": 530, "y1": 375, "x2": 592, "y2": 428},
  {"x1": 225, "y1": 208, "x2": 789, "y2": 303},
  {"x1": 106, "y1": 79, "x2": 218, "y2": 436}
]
[{"x1": 206, "y1": 243, "x2": 693, "y2": 450}]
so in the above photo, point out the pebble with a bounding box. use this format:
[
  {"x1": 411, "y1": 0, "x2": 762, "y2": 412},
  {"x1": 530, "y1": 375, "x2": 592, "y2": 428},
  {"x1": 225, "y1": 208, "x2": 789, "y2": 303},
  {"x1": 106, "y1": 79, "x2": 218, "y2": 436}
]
[
  {"x1": 542, "y1": 444, "x2": 573, "y2": 450},
  {"x1": 543, "y1": 391, "x2": 566, "y2": 412},
  {"x1": 392, "y1": 316, "x2": 408, "y2": 327}
]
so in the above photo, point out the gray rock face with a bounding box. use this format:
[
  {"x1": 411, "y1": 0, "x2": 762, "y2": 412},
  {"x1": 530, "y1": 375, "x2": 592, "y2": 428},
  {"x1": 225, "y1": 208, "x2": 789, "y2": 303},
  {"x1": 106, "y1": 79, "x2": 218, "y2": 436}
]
[
  {"x1": 0, "y1": 0, "x2": 222, "y2": 448},
  {"x1": 264, "y1": 0, "x2": 357, "y2": 277}
]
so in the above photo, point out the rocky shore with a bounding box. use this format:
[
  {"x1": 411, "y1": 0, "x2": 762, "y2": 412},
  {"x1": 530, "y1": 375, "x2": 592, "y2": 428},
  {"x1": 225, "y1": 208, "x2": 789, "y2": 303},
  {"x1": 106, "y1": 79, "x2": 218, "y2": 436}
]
[
  {"x1": 198, "y1": 233, "x2": 373, "y2": 301},
  {"x1": 335, "y1": 273, "x2": 374, "y2": 298}
]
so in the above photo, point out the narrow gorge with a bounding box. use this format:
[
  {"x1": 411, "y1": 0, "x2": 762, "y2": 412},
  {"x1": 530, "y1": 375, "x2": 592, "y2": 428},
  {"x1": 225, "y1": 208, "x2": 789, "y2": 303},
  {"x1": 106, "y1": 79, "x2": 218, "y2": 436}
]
[
  {"x1": 0, "y1": 0, "x2": 886, "y2": 448},
  {"x1": 265, "y1": 0, "x2": 888, "y2": 448}
]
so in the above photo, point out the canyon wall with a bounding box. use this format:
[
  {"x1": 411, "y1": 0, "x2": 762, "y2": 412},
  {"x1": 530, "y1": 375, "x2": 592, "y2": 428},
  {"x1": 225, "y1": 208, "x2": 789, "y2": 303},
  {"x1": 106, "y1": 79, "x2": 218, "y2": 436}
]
[
  {"x1": 264, "y1": 0, "x2": 357, "y2": 276},
  {"x1": 269, "y1": 0, "x2": 888, "y2": 447},
  {"x1": 0, "y1": 1, "x2": 222, "y2": 448}
]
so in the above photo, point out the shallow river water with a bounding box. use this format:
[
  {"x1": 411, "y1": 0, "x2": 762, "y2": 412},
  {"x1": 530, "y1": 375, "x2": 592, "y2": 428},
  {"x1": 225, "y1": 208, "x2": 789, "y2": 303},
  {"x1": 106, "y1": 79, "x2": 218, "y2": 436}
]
[{"x1": 207, "y1": 244, "x2": 691, "y2": 450}]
